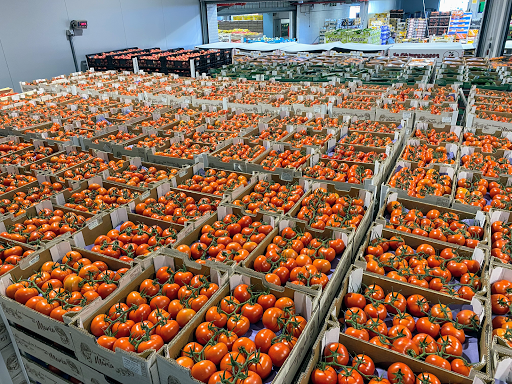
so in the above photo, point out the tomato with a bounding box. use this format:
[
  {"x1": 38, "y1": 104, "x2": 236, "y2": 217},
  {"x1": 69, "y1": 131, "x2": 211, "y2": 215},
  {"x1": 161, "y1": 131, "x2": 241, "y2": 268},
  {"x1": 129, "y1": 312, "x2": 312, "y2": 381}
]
[
  {"x1": 391, "y1": 337, "x2": 419, "y2": 357},
  {"x1": 241, "y1": 303, "x2": 263, "y2": 324},
  {"x1": 254, "y1": 329, "x2": 276, "y2": 354},
  {"x1": 196, "y1": 322, "x2": 216, "y2": 345},
  {"x1": 324, "y1": 342, "x2": 349, "y2": 365},
  {"x1": 227, "y1": 315, "x2": 251, "y2": 337},
  {"x1": 437, "y1": 335, "x2": 462, "y2": 357},
  {"x1": 416, "y1": 317, "x2": 440, "y2": 338},
  {"x1": 191, "y1": 360, "x2": 217, "y2": 383},
  {"x1": 415, "y1": 373, "x2": 441, "y2": 384},
  {"x1": 311, "y1": 366, "x2": 337, "y2": 384},
  {"x1": 204, "y1": 342, "x2": 229, "y2": 366},
  {"x1": 267, "y1": 342, "x2": 290, "y2": 367},
  {"x1": 406, "y1": 294, "x2": 429, "y2": 317},
  {"x1": 364, "y1": 303, "x2": 387, "y2": 320},
  {"x1": 351, "y1": 354, "x2": 375, "y2": 375},
  {"x1": 343, "y1": 292, "x2": 366, "y2": 309},
  {"x1": 387, "y1": 362, "x2": 415, "y2": 384},
  {"x1": 262, "y1": 307, "x2": 284, "y2": 332},
  {"x1": 113, "y1": 337, "x2": 135, "y2": 352},
  {"x1": 492, "y1": 294, "x2": 511, "y2": 315},
  {"x1": 155, "y1": 320, "x2": 180, "y2": 343},
  {"x1": 441, "y1": 322, "x2": 465, "y2": 344},
  {"x1": 345, "y1": 327, "x2": 369, "y2": 341},
  {"x1": 451, "y1": 358, "x2": 471, "y2": 376},
  {"x1": 247, "y1": 352, "x2": 272, "y2": 379},
  {"x1": 392, "y1": 313, "x2": 415, "y2": 332},
  {"x1": 425, "y1": 355, "x2": 451, "y2": 370},
  {"x1": 337, "y1": 368, "x2": 364, "y2": 384},
  {"x1": 208, "y1": 371, "x2": 233, "y2": 384},
  {"x1": 220, "y1": 351, "x2": 246, "y2": 373},
  {"x1": 456, "y1": 310, "x2": 479, "y2": 326},
  {"x1": 345, "y1": 307, "x2": 367, "y2": 325}
]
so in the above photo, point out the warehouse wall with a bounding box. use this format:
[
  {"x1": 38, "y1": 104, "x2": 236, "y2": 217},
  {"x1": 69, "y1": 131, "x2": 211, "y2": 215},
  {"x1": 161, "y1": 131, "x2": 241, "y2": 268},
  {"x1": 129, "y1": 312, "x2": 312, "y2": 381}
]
[
  {"x1": 0, "y1": 0, "x2": 202, "y2": 91},
  {"x1": 297, "y1": 3, "x2": 351, "y2": 44}
]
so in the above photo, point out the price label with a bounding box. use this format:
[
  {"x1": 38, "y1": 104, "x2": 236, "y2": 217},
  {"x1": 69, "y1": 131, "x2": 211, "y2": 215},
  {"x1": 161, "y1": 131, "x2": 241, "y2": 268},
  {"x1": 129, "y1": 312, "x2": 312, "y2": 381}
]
[{"x1": 403, "y1": 112, "x2": 412, "y2": 119}]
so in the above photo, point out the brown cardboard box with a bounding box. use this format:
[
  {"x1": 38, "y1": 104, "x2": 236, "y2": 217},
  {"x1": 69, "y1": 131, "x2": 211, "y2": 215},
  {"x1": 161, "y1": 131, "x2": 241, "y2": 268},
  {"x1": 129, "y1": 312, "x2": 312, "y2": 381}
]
[
  {"x1": 452, "y1": 171, "x2": 512, "y2": 214},
  {"x1": 0, "y1": 242, "x2": 134, "y2": 350},
  {"x1": 0, "y1": 343, "x2": 22, "y2": 380},
  {"x1": 381, "y1": 160, "x2": 456, "y2": 209},
  {"x1": 286, "y1": 181, "x2": 375, "y2": 251},
  {"x1": 355, "y1": 223, "x2": 489, "y2": 301},
  {"x1": 167, "y1": 205, "x2": 279, "y2": 274},
  {"x1": 69, "y1": 253, "x2": 228, "y2": 384},
  {"x1": 23, "y1": 356, "x2": 79, "y2": 384},
  {"x1": 236, "y1": 217, "x2": 350, "y2": 323},
  {"x1": 378, "y1": 191, "x2": 490, "y2": 248},
  {"x1": 157, "y1": 272, "x2": 320, "y2": 384},
  {"x1": 321, "y1": 266, "x2": 491, "y2": 382},
  {"x1": 13, "y1": 325, "x2": 113, "y2": 384}
]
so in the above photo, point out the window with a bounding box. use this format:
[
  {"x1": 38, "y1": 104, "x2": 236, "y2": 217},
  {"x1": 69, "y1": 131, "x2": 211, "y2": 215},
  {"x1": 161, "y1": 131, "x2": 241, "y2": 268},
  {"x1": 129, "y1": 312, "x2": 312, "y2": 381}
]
[
  {"x1": 439, "y1": 0, "x2": 469, "y2": 12},
  {"x1": 349, "y1": 6, "x2": 360, "y2": 19}
]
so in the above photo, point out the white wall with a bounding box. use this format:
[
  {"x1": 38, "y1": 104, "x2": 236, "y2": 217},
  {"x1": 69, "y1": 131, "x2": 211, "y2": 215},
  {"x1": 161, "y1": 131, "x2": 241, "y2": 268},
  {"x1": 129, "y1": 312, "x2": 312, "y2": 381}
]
[
  {"x1": 0, "y1": 0, "x2": 202, "y2": 91},
  {"x1": 369, "y1": 0, "x2": 398, "y2": 14},
  {"x1": 297, "y1": 3, "x2": 351, "y2": 44}
]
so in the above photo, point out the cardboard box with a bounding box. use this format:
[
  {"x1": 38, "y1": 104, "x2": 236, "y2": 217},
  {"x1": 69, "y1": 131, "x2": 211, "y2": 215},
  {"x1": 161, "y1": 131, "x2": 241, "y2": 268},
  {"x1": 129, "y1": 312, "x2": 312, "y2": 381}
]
[
  {"x1": 70, "y1": 253, "x2": 227, "y2": 384},
  {"x1": 23, "y1": 356, "x2": 80, "y2": 384},
  {"x1": 381, "y1": 160, "x2": 456, "y2": 209},
  {"x1": 356, "y1": 223, "x2": 489, "y2": 300},
  {"x1": 325, "y1": 266, "x2": 491, "y2": 381},
  {"x1": 168, "y1": 205, "x2": 279, "y2": 274},
  {"x1": 296, "y1": 316, "x2": 490, "y2": 384},
  {"x1": 13, "y1": 325, "x2": 113, "y2": 384},
  {"x1": 238, "y1": 217, "x2": 351, "y2": 322},
  {"x1": 378, "y1": 191, "x2": 490, "y2": 248},
  {"x1": 0, "y1": 343, "x2": 22, "y2": 379},
  {"x1": 466, "y1": 110, "x2": 512, "y2": 131},
  {"x1": 0, "y1": 242, "x2": 134, "y2": 351},
  {"x1": 452, "y1": 171, "x2": 512, "y2": 214},
  {"x1": 222, "y1": 172, "x2": 305, "y2": 218},
  {"x1": 157, "y1": 272, "x2": 320, "y2": 384}
]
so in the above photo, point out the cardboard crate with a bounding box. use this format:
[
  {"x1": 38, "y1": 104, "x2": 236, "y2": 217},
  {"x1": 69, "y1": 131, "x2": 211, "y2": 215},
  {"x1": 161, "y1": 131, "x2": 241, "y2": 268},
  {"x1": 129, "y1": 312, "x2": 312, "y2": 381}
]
[
  {"x1": 0, "y1": 199, "x2": 96, "y2": 250},
  {"x1": 167, "y1": 205, "x2": 279, "y2": 274},
  {"x1": 237, "y1": 217, "x2": 352, "y2": 323},
  {"x1": 51, "y1": 176, "x2": 146, "y2": 215},
  {"x1": 70, "y1": 253, "x2": 228, "y2": 384},
  {"x1": 175, "y1": 162, "x2": 256, "y2": 202},
  {"x1": 296, "y1": 305, "x2": 490, "y2": 384},
  {"x1": 104, "y1": 157, "x2": 190, "y2": 191},
  {"x1": 378, "y1": 191, "x2": 490, "y2": 249},
  {"x1": 221, "y1": 172, "x2": 305, "y2": 218},
  {"x1": 205, "y1": 138, "x2": 267, "y2": 174},
  {"x1": 13, "y1": 325, "x2": 113, "y2": 384},
  {"x1": 246, "y1": 142, "x2": 316, "y2": 180},
  {"x1": 156, "y1": 271, "x2": 320, "y2": 384},
  {"x1": 67, "y1": 206, "x2": 186, "y2": 256},
  {"x1": 413, "y1": 121, "x2": 463, "y2": 145},
  {"x1": 0, "y1": 242, "x2": 134, "y2": 350},
  {"x1": 286, "y1": 181, "x2": 375, "y2": 248},
  {"x1": 0, "y1": 343, "x2": 21, "y2": 381},
  {"x1": 381, "y1": 160, "x2": 457, "y2": 209},
  {"x1": 323, "y1": 266, "x2": 491, "y2": 381},
  {"x1": 466, "y1": 110, "x2": 512, "y2": 131},
  {"x1": 356, "y1": 223, "x2": 489, "y2": 300}
]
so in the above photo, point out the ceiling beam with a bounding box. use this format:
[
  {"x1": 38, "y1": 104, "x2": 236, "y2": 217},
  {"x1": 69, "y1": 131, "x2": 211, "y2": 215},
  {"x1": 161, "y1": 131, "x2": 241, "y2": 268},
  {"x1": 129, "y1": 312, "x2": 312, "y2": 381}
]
[{"x1": 218, "y1": 6, "x2": 296, "y2": 15}]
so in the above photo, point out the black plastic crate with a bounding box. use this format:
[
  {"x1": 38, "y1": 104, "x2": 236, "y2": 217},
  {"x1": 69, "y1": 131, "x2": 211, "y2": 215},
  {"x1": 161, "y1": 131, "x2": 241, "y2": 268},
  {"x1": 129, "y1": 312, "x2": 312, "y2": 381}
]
[
  {"x1": 112, "y1": 48, "x2": 160, "y2": 69},
  {"x1": 86, "y1": 47, "x2": 139, "y2": 69}
]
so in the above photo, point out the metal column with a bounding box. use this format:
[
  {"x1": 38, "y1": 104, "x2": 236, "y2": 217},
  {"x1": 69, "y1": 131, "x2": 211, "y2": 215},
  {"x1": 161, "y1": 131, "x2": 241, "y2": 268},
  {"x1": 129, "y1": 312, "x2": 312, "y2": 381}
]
[{"x1": 476, "y1": 0, "x2": 512, "y2": 57}]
